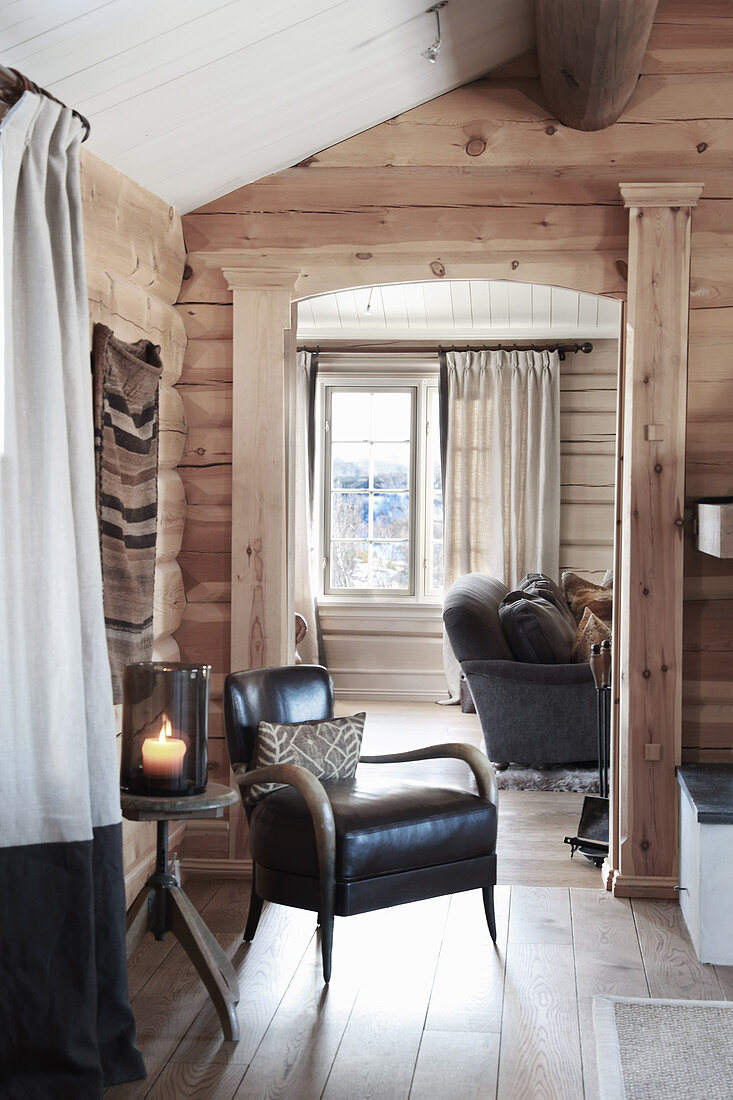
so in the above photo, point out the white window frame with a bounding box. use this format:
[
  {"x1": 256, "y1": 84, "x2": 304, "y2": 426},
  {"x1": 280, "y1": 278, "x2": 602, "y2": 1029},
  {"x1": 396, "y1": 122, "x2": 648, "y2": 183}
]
[{"x1": 316, "y1": 356, "x2": 441, "y2": 605}]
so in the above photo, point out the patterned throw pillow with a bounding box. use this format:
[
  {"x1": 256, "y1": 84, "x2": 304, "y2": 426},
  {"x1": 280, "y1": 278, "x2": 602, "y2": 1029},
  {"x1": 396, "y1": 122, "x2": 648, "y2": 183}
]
[
  {"x1": 246, "y1": 713, "x2": 366, "y2": 803},
  {"x1": 572, "y1": 607, "x2": 612, "y2": 663},
  {"x1": 562, "y1": 571, "x2": 614, "y2": 627}
]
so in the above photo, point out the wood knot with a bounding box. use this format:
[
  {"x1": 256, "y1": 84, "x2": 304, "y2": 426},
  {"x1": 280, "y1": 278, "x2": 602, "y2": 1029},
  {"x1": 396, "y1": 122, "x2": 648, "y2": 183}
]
[
  {"x1": 661, "y1": 665, "x2": 668, "y2": 672},
  {"x1": 642, "y1": 669, "x2": 651, "y2": 679},
  {"x1": 246, "y1": 546, "x2": 253, "y2": 556},
  {"x1": 545, "y1": 125, "x2": 557, "y2": 136},
  {"x1": 560, "y1": 69, "x2": 579, "y2": 90},
  {"x1": 697, "y1": 142, "x2": 708, "y2": 154},
  {"x1": 642, "y1": 588, "x2": 649, "y2": 596},
  {"x1": 640, "y1": 839, "x2": 650, "y2": 852},
  {"x1": 465, "y1": 137, "x2": 486, "y2": 157},
  {"x1": 430, "y1": 260, "x2": 446, "y2": 277},
  {"x1": 355, "y1": 252, "x2": 373, "y2": 260},
  {"x1": 182, "y1": 264, "x2": 193, "y2": 281},
  {"x1": 675, "y1": 517, "x2": 684, "y2": 527},
  {"x1": 511, "y1": 260, "x2": 519, "y2": 270},
  {"x1": 196, "y1": 447, "x2": 205, "y2": 455},
  {"x1": 654, "y1": 463, "x2": 663, "y2": 473}
]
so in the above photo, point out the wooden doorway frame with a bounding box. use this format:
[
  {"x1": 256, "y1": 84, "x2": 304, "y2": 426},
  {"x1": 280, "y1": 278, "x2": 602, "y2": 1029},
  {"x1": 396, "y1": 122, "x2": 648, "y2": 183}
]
[{"x1": 223, "y1": 182, "x2": 703, "y2": 894}]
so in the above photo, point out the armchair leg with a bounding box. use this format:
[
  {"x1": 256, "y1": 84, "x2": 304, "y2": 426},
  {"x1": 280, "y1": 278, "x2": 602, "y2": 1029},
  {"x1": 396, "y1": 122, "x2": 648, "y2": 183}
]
[
  {"x1": 320, "y1": 915, "x2": 334, "y2": 984},
  {"x1": 482, "y1": 885, "x2": 497, "y2": 943},
  {"x1": 243, "y1": 878, "x2": 264, "y2": 942},
  {"x1": 318, "y1": 857, "x2": 335, "y2": 983}
]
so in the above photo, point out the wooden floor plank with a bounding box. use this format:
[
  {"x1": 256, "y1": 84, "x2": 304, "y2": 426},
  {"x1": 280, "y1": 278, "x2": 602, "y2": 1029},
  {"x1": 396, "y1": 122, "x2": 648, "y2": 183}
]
[
  {"x1": 508, "y1": 885, "x2": 574, "y2": 945},
  {"x1": 497, "y1": 942, "x2": 584, "y2": 1100},
  {"x1": 171, "y1": 890, "x2": 317, "y2": 1066},
  {"x1": 232, "y1": 959, "x2": 360, "y2": 1100},
  {"x1": 571, "y1": 889, "x2": 648, "y2": 1100},
  {"x1": 498, "y1": 792, "x2": 601, "y2": 889},
  {"x1": 320, "y1": 898, "x2": 450, "y2": 1100},
  {"x1": 714, "y1": 964, "x2": 733, "y2": 999},
  {"x1": 409, "y1": 1030, "x2": 500, "y2": 1100},
  {"x1": 425, "y1": 885, "x2": 509, "y2": 1035},
  {"x1": 145, "y1": 1061, "x2": 245, "y2": 1100},
  {"x1": 631, "y1": 898, "x2": 724, "y2": 1000}
]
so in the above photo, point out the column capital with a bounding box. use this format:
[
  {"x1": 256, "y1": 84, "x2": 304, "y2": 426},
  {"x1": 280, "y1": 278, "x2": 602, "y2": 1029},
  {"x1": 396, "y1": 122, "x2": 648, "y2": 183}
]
[
  {"x1": 619, "y1": 183, "x2": 704, "y2": 208},
  {"x1": 223, "y1": 266, "x2": 301, "y2": 292}
]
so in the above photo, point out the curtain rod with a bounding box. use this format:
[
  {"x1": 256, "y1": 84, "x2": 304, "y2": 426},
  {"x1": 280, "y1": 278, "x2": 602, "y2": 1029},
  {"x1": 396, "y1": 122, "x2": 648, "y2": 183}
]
[
  {"x1": 0, "y1": 65, "x2": 91, "y2": 141},
  {"x1": 298, "y1": 341, "x2": 594, "y2": 361}
]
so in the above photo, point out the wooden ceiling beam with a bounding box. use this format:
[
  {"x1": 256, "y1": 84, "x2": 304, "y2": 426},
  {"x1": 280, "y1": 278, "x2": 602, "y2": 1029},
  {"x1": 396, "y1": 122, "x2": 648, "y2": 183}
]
[{"x1": 536, "y1": 0, "x2": 659, "y2": 131}]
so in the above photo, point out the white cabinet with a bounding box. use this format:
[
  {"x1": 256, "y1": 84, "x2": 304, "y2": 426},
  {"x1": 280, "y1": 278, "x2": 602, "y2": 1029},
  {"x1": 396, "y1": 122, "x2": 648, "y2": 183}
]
[{"x1": 678, "y1": 767, "x2": 733, "y2": 965}]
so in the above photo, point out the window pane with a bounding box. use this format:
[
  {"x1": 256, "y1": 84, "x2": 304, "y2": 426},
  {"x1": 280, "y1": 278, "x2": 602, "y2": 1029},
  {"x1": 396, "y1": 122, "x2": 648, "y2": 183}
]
[
  {"x1": 432, "y1": 541, "x2": 444, "y2": 591},
  {"x1": 430, "y1": 389, "x2": 442, "y2": 489},
  {"x1": 371, "y1": 541, "x2": 409, "y2": 589},
  {"x1": 372, "y1": 492, "x2": 409, "y2": 539},
  {"x1": 332, "y1": 442, "x2": 368, "y2": 488},
  {"x1": 373, "y1": 442, "x2": 410, "y2": 489},
  {"x1": 432, "y1": 492, "x2": 443, "y2": 540},
  {"x1": 331, "y1": 492, "x2": 368, "y2": 538},
  {"x1": 371, "y1": 392, "x2": 411, "y2": 441},
  {"x1": 330, "y1": 541, "x2": 369, "y2": 588},
  {"x1": 331, "y1": 392, "x2": 370, "y2": 441}
]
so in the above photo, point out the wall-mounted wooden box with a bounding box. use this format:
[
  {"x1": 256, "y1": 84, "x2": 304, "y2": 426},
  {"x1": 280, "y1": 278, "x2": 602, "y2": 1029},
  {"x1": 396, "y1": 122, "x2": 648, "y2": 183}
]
[{"x1": 695, "y1": 498, "x2": 733, "y2": 558}]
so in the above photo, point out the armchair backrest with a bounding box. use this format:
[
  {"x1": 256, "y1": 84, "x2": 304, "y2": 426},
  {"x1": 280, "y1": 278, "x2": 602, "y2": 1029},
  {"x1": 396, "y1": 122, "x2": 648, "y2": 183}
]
[
  {"x1": 443, "y1": 573, "x2": 515, "y2": 664},
  {"x1": 224, "y1": 664, "x2": 335, "y2": 766}
]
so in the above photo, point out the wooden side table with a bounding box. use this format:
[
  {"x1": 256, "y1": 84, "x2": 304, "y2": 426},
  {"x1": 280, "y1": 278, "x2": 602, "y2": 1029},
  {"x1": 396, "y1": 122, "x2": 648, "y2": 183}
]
[{"x1": 122, "y1": 783, "x2": 241, "y2": 1042}]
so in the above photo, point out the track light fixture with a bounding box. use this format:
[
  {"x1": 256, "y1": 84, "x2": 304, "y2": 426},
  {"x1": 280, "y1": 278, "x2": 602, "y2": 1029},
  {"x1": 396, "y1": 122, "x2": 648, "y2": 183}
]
[{"x1": 422, "y1": 1, "x2": 447, "y2": 63}]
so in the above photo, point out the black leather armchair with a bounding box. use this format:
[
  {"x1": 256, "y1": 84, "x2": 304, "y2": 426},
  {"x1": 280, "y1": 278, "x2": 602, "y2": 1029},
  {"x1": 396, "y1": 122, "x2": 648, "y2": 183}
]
[{"x1": 224, "y1": 664, "x2": 498, "y2": 982}]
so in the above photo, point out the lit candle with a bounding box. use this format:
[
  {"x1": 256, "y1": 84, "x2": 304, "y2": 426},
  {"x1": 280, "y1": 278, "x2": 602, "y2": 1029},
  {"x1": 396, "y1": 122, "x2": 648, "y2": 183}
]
[{"x1": 141, "y1": 717, "x2": 187, "y2": 782}]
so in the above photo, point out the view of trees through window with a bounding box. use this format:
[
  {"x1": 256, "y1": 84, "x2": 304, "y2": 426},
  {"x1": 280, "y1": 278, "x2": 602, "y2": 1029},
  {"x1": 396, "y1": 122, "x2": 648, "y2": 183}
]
[{"x1": 325, "y1": 384, "x2": 443, "y2": 596}]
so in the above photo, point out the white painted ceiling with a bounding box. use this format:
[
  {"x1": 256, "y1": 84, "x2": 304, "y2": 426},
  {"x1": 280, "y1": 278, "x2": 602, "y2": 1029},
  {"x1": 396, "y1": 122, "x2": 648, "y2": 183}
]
[
  {"x1": 1, "y1": 0, "x2": 533, "y2": 213},
  {"x1": 297, "y1": 281, "x2": 623, "y2": 341}
]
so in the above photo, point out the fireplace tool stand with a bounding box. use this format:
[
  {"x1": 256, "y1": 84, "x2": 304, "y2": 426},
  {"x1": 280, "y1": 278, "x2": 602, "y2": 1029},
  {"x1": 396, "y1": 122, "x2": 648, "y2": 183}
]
[{"x1": 564, "y1": 640, "x2": 611, "y2": 866}]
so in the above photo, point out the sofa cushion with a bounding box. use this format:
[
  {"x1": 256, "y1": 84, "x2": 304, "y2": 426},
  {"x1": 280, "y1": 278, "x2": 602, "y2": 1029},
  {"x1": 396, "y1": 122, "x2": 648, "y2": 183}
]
[
  {"x1": 250, "y1": 773, "x2": 497, "y2": 882},
  {"x1": 519, "y1": 572, "x2": 577, "y2": 630},
  {"x1": 572, "y1": 607, "x2": 612, "y2": 662},
  {"x1": 498, "y1": 590, "x2": 576, "y2": 664},
  {"x1": 562, "y1": 571, "x2": 614, "y2": 627}
]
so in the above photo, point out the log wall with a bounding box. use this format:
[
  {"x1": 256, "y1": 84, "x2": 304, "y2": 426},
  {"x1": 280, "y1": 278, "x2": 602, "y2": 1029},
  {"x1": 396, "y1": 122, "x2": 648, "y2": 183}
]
[
  {"x1": 80, "y1": 149, "x2": 188, "y2": 902},
  {"x1": 176, "y1": 0, "x2": 733, "y2": 868}
]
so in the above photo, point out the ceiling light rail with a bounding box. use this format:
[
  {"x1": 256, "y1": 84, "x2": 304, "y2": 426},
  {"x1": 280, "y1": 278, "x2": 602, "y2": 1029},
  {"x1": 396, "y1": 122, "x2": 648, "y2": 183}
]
[{"x1": 0, "y1": 65, "x2": 91, "y2": 141}]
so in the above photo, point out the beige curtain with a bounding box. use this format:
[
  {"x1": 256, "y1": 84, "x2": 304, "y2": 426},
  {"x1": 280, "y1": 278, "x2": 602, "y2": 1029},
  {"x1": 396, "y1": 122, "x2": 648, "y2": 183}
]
[
  {"x1": 441, "y1": 348, "x2": 561, "y2": 696},
  {"x1": 293, "y1": 350, "x2": 320, "y2": 664}
]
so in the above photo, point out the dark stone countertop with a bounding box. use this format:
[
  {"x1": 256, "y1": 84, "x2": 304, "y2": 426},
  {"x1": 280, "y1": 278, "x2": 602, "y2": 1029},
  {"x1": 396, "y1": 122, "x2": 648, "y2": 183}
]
[{"x1": 677, "y1": 765, "x2": 733, "y2": 824}]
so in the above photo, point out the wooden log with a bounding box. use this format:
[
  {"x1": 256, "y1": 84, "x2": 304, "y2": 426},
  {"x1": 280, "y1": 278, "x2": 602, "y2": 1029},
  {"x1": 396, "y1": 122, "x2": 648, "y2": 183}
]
[
  {"x1": 536, "y1": 2, "x2": 680, "y2": 132},
  {"x1": 683, "y1": 598, "x2": 733, "y2": 652},
  {"x1": 178, "y1": 303, "x2": 232, "y2": 341},
  {"x1": 180, "y1": 340, "x2": 233, "y2": 385},
  {"x1": 181, "y1": 504, "x2": 232, "y2": 556},
  {"x1": 183, "y1": 205, "x2": 630, "y2": 257},
  {"x1": 158, "y1": 393, "x2": 187, "y2": 469},
  {"x1": 179, "y1": 466, "x2": 232, "y2": 506},
  {"x1": 643, "y1": 21, "x2": 733, "y2": 75},
  {"x1": 153, "y1": 559, "x2": 186, "y2": 641},
  {"x1": 152, "y1": 634, "x2": 181, "y2": 662},
  {"x1": 86, "y1": 262, "x2": 186, "y2": 384},
  {"x1": 176, "y1": 603, "x2": 231, "y2": 675},
  {"x1": 179, "y1": 552, "x2": 232, "y2": 605},
  {"x1": 179, "y1": 248, "x2": 628, "y2": 306},
  {"x1": 80, "y1": 148, "x2": 185, "y2": 304},
  {"x1": 156, "y1": 470, "x2": 187, "y2": 563},
  {"x1": 178, "y1": 384, "x2": 232, "y2": 428},
  {"x1": 181, "y1": 427, "x2": 232, "y2": 467}
]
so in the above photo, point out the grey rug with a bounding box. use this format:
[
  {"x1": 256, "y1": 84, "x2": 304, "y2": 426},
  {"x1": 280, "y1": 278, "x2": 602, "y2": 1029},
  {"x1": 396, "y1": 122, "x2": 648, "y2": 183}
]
[
  {"x1": 494, "y1": 764, "x2": 599, "y2": 793},
  {"x1": 594, "y1": 996, "x2": 733, "y2": 1099}
]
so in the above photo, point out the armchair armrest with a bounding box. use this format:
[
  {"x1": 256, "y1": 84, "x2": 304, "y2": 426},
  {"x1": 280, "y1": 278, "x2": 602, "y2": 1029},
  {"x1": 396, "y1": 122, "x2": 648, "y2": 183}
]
[
  {"x1": 359, "y1": 742, "x2": 497, "y2": 805},
  {"x1": 232, "y1": 763, "x2": 336, "y2": 947}
]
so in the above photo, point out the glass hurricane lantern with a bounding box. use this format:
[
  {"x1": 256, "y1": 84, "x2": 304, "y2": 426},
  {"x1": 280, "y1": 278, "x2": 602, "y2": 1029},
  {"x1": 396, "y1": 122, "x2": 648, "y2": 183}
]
[{"x1": 121, "y1": 662, "x2": 210, "y2": 796}]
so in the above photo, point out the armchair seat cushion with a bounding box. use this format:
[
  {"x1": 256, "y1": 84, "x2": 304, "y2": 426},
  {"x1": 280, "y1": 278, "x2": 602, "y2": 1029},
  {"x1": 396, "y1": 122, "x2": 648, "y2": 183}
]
[{"x1": 250, "y1": 772, "x2": 497, "y2": 884}]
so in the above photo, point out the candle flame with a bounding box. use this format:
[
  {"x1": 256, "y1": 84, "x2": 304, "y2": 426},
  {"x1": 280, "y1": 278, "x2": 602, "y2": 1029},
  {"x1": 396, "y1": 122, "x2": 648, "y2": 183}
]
[{"x1": 159, "y1": 716, "x2": 173, "y2": 743}]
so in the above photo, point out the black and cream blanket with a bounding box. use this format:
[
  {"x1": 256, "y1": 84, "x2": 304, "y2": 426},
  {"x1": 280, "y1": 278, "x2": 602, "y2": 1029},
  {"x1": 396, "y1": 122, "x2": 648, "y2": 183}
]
[{"x1": 92, "y1": 324, "x2": 163, "y2": 702}]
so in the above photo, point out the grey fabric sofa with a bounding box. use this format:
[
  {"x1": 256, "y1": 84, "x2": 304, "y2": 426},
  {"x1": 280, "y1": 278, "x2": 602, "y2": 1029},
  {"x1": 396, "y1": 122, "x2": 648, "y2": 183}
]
[{"x1": 443, "y1": 573, "x2": 597, "y2": 766}]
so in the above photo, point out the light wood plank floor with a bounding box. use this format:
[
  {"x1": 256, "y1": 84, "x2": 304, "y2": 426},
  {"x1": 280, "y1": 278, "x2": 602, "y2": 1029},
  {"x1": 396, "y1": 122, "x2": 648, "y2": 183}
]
[
  {"x1": 108, "y1": 883, "x2": 733, "y2": 1100},
  {"x1": 109, "y1": 701, "x2": 696, "y2": 1098}
]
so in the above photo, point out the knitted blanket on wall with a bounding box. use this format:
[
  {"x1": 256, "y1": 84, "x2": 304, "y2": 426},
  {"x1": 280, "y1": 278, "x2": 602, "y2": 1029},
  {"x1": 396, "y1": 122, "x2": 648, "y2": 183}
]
[{"x1": 92, "y1": 324, "x2": 163, "y2": 702}]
